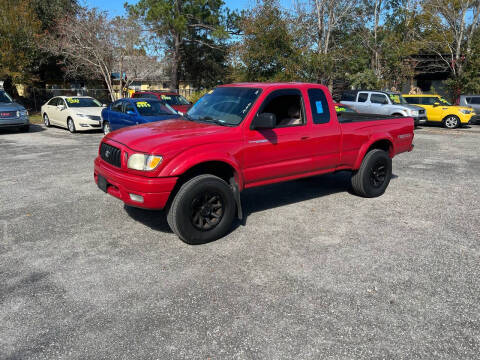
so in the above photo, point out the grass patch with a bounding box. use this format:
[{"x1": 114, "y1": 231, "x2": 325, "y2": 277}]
[{"x1": 29, "y1": 113, "x2": 43, "y2": 124}]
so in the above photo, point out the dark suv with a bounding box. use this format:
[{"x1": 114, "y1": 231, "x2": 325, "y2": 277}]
[{"x1": 0, "y1": 90, "x2": 30, "y2": 132}]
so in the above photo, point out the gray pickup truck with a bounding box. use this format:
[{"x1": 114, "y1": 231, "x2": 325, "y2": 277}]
[
  {"x1": 458, "y1": 95, "x2": 480, "y2": 124},
  {"x1": 341, "y1": 90, "x2": 426, "y2": 126},
  {"x1": 0, "y1": 89, "x2": 30, "y2": 132}
]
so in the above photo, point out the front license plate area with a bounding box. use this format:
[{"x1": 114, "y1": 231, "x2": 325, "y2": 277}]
[{"x1": 97, "y1": 175, "x2": 108, "y2": 193}]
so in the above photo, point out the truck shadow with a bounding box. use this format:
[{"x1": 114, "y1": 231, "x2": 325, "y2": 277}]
[{"x1": 124, "y1": 171, "x2": 399, "y2": 240}]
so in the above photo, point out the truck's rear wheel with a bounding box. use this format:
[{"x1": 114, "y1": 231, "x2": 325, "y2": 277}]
[
  {"x1": 167, "y1": 174, "x2": 236, "y2": 244},
  {"x1": 351, "y1": 149, "x2": 392, "y2": 198}
]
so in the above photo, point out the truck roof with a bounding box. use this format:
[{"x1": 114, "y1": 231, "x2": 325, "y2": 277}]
[{"x1": 219, "y1": 82, "x2": 327, "y2": 90}]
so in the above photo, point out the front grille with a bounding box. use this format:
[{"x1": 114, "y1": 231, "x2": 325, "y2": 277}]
[
  {"x1": 0, "y1": 111, "x2": 16, "y2": 118},
  {"x1": 419, "y1": 109, "x2": 425, "y2": 115},
  {"x1": 89, "y1": 115, "x2": 101, "y2": 120},
  {"x1": 100, "y1": 143, "x2": 122, "y2": 167}
]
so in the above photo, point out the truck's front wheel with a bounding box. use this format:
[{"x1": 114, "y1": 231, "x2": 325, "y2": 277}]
[
  {"x1": 167, "y1": 174, "x2": 236, "y2": 244},
  {"x1": 351, "y1": 149, "x2": 392, "y2": 198}
]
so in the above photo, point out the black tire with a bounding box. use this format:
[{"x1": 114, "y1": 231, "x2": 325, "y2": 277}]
[
  {"x1": 442, "y1": 115, "x2": 460, "y2": 129},
  {"x1": 43, "y1": 113, "x2": 50, "y2": 127},
  {"x1": 351, "y1": 149, "x2": 392, "y2": 198},
  {"x1": 67, "y1": 117, "x2": 76, "y2": 133},
  {"x1": 19, "y1": 125, "x2": 30, "y2": 132},
  {"x1": 103, "y1": 121, "x2": 111, "y2": 135},
  {"x1": 167, "y1": 174, "x2": 236, "y2": 244}
]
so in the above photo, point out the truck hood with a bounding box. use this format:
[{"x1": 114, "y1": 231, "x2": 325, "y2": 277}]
[
  {"x1": 0, "y1": 102, "x2": 25, "y2": 111},
  {"x1": 105, "y1": 117, "x2": 235, "y2": 155},
  {"x1": 71, "y1": 107, "x2": 103, "y2": 116},
  {"x1": 402, "y1": 104, "x2": 424, "y2": 111}
]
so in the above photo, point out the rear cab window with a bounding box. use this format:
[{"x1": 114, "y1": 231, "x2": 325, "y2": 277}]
[
  {"x1": 308, "y1": 88, "x2": 330, "y2": 124},
  {"x1": 357, "y1": 93, "x2": 369, "y2": 102}
]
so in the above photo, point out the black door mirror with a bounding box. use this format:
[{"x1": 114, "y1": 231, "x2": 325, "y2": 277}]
[{"x1": 252, "y1": 113, "x2": 276, "y2": 129}]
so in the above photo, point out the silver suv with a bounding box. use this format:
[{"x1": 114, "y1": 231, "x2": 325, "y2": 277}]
[
  {"x1": 341, "y1": 90, "x2": 426, "y2": 126},
  {"x1": 458, "y1": 95, "x2": 480, "y2": 124},
  {"x1": 0, "y1": 89, "x2": 30, "y2": 132}
]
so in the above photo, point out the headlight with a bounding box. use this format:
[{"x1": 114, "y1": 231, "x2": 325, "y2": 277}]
[
  {"x1": 19, "y1": 110, "x2": 28, "y2": 117},
  {"x1": 76, "y1": 113, "x2": 87, "y2": 118},
  {"x1": 460, "y1": 109, "x2": 472, "y2": 114},
  {"x1": 127, "y1": 154, "x2": 163, "y2": 171},
  {"x1": 410, "y1": 110, "x2": 419, "y2": 116}
]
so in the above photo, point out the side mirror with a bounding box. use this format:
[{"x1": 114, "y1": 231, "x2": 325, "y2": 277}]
[
  {"x1": 126, "y1": 110, "x2": 136, "y2": 116},
  {"x1": 252, "y1": 113, "x2": 276, "y2": 129}
]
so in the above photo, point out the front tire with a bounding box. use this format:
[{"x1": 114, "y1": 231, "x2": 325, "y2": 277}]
[
  {"x1": 167, "y1": 175, "x2": 236, "y2": 244},
  {"x1": 443, "y1": 115, "x2": 460, "y2": 129},
  {"x1": 67, "y1": 118, "x2": 76, "y2": 133},
  {"x1": 351, "y1": 149, "x2": 392, "y2": 198},
  {"x1": 103, "y1": 121, "x2": 111, "y2": 135},
  {"x1": 43, "y1": 113, "x2": 50, "y2": 127}
]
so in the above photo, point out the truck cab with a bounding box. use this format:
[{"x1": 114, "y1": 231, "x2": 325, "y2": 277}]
[{"x1": 95, "y1": 83, "x2": 414, "y2": 244}]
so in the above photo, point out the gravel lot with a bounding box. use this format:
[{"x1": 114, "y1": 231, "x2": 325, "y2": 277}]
[{"x1": 1, "y1": 124, "x2": 479, "y2": 359}]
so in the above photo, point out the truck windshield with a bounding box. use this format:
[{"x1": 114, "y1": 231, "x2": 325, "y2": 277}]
[
  {"x1": 0, "y1": 91, "x2": 13, "y2": 103},
  {"x1": 389, "y1": 93, "x2": 407, "y2": 105},
  {"x1": 65, "y1": 97, "x2": 102, "y2": 107},
  {"x1": 187, "y1": 87, "x2": 262, "y2": 125}
]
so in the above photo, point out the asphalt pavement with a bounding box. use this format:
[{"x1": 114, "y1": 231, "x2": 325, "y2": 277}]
[{"x1": 1, "y1": 124, "x2": 479, "y2": 359}]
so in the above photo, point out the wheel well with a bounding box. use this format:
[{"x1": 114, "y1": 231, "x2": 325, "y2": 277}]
[
  {"x1": 179, "y1": 161, "x2": 236, "y2": 185},
  {"x1": 392, "y1": 113, "x2": 403, "y2": 117},
  {"x1": 367, "y1": 140, "x2": 393, "y2": 157}
]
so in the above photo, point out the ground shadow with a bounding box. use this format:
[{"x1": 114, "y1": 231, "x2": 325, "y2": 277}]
[
  {"x1": 0, "y1": 123, "x2": 45, "y2": 134},
  {"x1": 124, "y1": 205, "x2": 173, "y2": 233},
  {"x1": 123, "y1": 171, "x2": 400, "y2": 241}
]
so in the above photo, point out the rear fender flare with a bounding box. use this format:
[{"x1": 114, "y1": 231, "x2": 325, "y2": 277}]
[{"x1": 353, "y1": 136, "x2": 395, "y2": 170}]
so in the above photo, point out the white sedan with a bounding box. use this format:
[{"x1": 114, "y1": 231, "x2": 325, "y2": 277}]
[{"x1": 41, "y1": 96, "x2": 104, "y2": 133}]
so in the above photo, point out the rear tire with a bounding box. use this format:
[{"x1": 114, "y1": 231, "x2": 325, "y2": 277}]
[
  {"x1": 442, "y1": 115, "x2": 460, "y2": 129},
  {"x1": 167, "y1": 174, "x2": 236, "y2": 244},
  {"x1": 351, "y1": 149, "x2": 392, "y2": 198},
  {"x1": 67, "y1": 117, "x2": 76, "y2": 133}
]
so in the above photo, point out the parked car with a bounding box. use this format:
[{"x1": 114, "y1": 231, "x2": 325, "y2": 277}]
[
  {"x1": 403, "y1": 94, "x2": 475, "y2": 129},
  {"x1": 131, "y1": 91, "x2": 192, "y2": 113},
  {"x1": 458, "y1": 95, "x2": 480, "y2": 124},
  {"x1": 101, "y1": 98, "x2": 180, "y2": 135},
  {"x1": 341, "y1": 90, "x2": 426, "y2": 126},
  {"x1": 94, "y1": 82, "x2": 414, "y2": 244},
  {"x1": 41, "y1": 96, "x2": 104, "y2": 133},
  {"x1": 0, "y1": 89, "x2": 29, "y2": 132}
]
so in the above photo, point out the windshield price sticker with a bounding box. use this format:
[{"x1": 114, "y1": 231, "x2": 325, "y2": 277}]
[
  {"x1": 389, "y1": 95, "x2": 400, "y2": 103},
  {"x1": 161, "y1": 95, "x2": 171, "y2": 100},
  {"x1": 136, "y1": 101, "x2": 151, "y2": 108},
  {"x1": 66, "y1": 98, "x2": 80, "y2": 104},
  {"x1": 335, "y1": 106, "x2": 347, "y2": 112}
]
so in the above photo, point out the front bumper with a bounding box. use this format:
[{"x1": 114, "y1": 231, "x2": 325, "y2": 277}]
[
  {"x1": 413, "y1": 116, "x2": 427, "y2": 126},
  {"x1": 94, "y1": 157, "x2": 178, "y2": 210},
  {"x1": 75, "y1": 117, "x2": 102, "y2": 130},
  {"x1": 0, "y1": 116, "x2": 29, "y2": 128},
  {"x1": 469, "y1": 115, "x2": 480, "y2": 125}
]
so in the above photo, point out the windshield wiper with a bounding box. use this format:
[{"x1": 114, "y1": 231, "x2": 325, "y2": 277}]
[{"x1": 196, "y1": 116, "x2": 230, "y2": 126}]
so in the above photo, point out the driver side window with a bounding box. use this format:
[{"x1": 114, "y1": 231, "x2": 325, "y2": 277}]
[
  {"x1": 259, "y1": 91, "x2": 305, "y2": 128},
  {"x1": 124, "y1": 102, "x2": 135, "y2": 114}
]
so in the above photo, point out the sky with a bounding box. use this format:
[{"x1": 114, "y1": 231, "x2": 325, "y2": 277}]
[
  {"x1": 84, "y1": 0, "x2": 254, "y2": 16},
  {"x1": 83, "y1": 0, "x2": 294, "y2": 17}
]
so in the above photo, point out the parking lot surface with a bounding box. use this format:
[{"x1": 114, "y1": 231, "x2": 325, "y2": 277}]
[{"x1": 1, "y1": 124, "x2": 479, "y2": 359}]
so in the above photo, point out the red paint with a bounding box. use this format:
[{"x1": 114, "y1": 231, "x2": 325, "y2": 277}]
[
  {"x1": 96, "y1": 83, "x2": 414, "y2": 209},
  {"x1": 131, "y1": 91, "x2": 192, "y2": 113}
]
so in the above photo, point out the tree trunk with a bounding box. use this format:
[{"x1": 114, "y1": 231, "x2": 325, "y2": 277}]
[{"x1": 171, "y1": 32, "x2": 181, "y2": 91}]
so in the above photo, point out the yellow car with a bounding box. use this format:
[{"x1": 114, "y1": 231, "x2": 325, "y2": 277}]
[{"x1": 402, "y1": 94, "x2": 475, "y2": 129}]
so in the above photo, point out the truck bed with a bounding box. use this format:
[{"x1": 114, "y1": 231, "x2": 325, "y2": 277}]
[{"x1": 337, "y1": 112, "x2": 404, "y2": 123}]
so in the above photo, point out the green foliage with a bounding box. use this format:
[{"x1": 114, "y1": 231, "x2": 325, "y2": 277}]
[
  {"x1": 232, "y1": 0, "x2": 298, "y2": 82},
  {"x1": 187, "y1": 88, "x2": 211, "y2": 103},
  {"x1": 347, "y1": 69, "x2": 382, "y2": 90}
]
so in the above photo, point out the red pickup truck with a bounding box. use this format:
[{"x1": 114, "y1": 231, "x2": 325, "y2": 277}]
[{"x1": 94, "y1": 83, "x2": 414, "y2": 244}]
